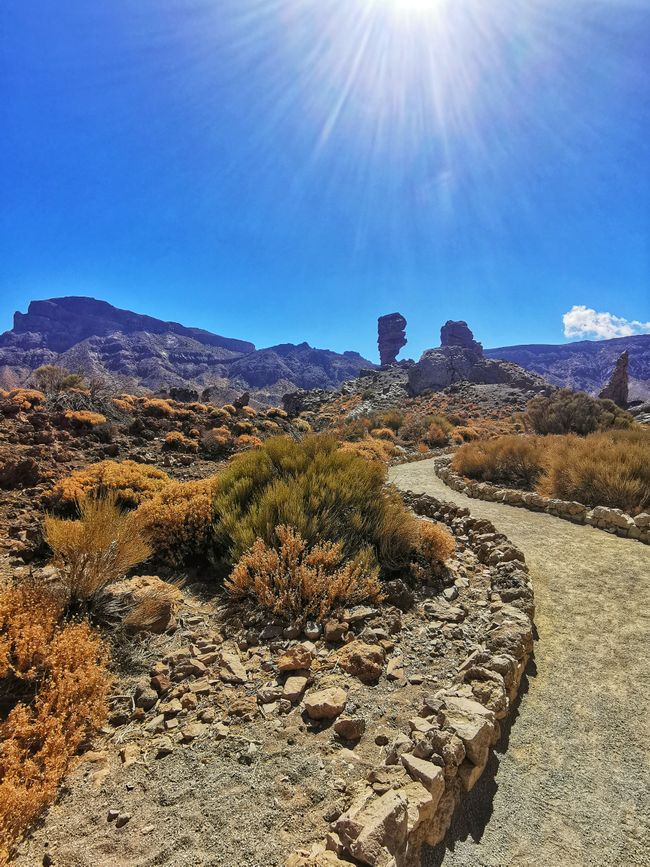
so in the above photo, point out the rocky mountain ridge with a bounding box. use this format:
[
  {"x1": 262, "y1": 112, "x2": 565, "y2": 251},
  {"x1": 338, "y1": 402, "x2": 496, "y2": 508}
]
[{"x1": 0, "y1": 297, "x2": 372, "y2": 405}]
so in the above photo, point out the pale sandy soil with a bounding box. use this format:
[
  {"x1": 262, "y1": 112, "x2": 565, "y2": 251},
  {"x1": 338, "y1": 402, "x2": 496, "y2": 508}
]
[{"x1": 390, "y1": 459, "x2": 650, "y2": 867}]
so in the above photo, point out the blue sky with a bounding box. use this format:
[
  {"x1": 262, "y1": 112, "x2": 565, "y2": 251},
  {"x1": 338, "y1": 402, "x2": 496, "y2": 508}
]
[{"x1": 1, "y1": 0, "x2": 649, "y2": 361}]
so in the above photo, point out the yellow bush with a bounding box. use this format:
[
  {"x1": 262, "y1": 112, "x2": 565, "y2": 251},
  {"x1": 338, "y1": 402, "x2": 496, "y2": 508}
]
[
  {"x1": 340, "y1": 436, "x2": 396, "y2": 463},
  {"x1": 241, "y1": 405, "x2": 257, "y2": 417},
  {"x1": 0, "y1": 585, "x2": 110, "y2": 862},
  {"x1": 261, "y1": 419, "x2": 280, "y2": 431},
  {"x1": 44, "y1": 496, "x2": 152, "y2": 610},
  {"x1": 7, "y1": 389, "x2": 45, "y2": 408},
  {"x1": 112, "y1": 398, "x2": 134, "y2": 413},
  {"x1": 50, "y1": 460, "x2": 170, "y2": 509},
  {"x1": 222, "y1": 404, "x2": 237, "y2": 416},
  {"x1": 417, "y1": 521, "x2": 455, "y2": 564},
  {"x1": 265, "y1": 407, "x2": 288, "y2": 419},
  {"x1": 370, "y1": 427, "x2": 396, "y2": 440},
  {"x1": 209, "y1": 407, "x2": 230, "y2": 422},
  {"x1": 453, "y1": 435, "x2": 547, "y2": 489},
  {"x1": 225, "y1": 525, "x2": 382, "y2": 622},
  {"x1": 234, "y1": 420, "x2": 254, "y2": 434},
  {"x1": 294, "y1": 417, "x2": 312, "y2": 433},
  {"x1": 64, "y1": 409, "x2": 107, "y2": 427},
  {"x1": 236, "y1": 434, "x2": 263, "y2": 449},
  {"x1": 142, "y1": 398, "x2": 179, "y2": 418},
  {"x1": 136, "y1": 478, "x2": 215, "y2": 564},
  {"x1": 163, "y1": 431, "x2": 198, "y2": 452}
]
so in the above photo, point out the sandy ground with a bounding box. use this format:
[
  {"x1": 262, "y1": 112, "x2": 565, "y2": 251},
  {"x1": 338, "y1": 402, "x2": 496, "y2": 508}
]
[{"x1": 390, "y1": 459, "x2": 650, "y2": 867}]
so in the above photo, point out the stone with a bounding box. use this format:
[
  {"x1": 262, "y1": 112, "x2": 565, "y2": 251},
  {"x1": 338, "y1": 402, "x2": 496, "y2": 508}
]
[
  {"x1": 440, "y1": 696, "x2": 495, "y2": 766},
  {"x1": 335, "y1": 788, "x2": 409, "y2": 866},
  {"x1": 277, "y1": 644, "x2": 313, "y2": 672},
  {"x1": 377, "y1": 312, "x2": 407, "y2": 366},
  {"x1": 401, "y1": 754, "x2": 445, "y2": 799},
  {"x1": 304, "y1": 687, "x2": 347, "y2": 720},
  {"x1": 335, "y1": 641, "x2": 385, "y2": 684},
  {"x1": 283, "y1": 676, "x2": 309, "y2": 702},
  {"x1": 134, "y1": 683, "x2": 158, "y2": 711},
  {"x1": 386, "y1": 656, "x2": 405, "y2": 681},
  {"x1": 219, "y1": 651, "x2": 248, "y2": 684},
  {"x1": 440, "y1": 320, "x2": 483, "y2": 355},
  {"x1": 103, "y1": 575, "x2": 181, "y2": 633},
  {"x1": 119, "y1": 744, "x2": 140, "y2": 767},
  {"x1": 599, "y1": 350, "x2": 629, "y2": 407},
  {"x1": 333, "y1": 717, "x2": 366, "y2": 740},
  {"x1": 115, "y1": 813, "x2": 131, "y2": 828},
  {"x1": 180, "y1": 722, "x2": 206, "y2": 742}
]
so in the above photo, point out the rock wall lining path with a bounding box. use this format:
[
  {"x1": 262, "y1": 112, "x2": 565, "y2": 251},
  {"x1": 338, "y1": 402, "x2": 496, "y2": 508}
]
[
  {"x1": 435, "y1": 455, "x2": 650, "y2": 545},
  {"x1": 389, "y1": 458, "x2": 650, "y2": 867}
]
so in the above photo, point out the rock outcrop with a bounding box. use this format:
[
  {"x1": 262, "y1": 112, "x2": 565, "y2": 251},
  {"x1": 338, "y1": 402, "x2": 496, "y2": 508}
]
[
  {"x1": 408, "y1": 322, "x2": 547, "y2": 396},
  {"x1": 599, "y1": 350, "x2": 629, "y2": 407},
  {"x1": 378, "y1": 313, "x2": 407, "y2": 366}
]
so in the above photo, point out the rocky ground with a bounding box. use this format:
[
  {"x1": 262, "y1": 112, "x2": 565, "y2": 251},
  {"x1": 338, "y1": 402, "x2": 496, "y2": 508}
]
[{"x1": 391, "y1": 459, "x2": 650, "y2": 867}]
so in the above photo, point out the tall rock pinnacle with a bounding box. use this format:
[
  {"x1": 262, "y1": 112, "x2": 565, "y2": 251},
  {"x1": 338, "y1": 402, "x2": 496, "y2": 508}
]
[{"x1": 377, "y1": 313, "x2": 407, "y2": 366}]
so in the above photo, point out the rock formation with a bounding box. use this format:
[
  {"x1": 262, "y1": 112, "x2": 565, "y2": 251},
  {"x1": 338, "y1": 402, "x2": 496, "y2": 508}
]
[
  {"x1": 378, "y1": 313, "x2": 407, "y2": 366},
  {"x1": 599, "y1": 350, "x2": 629, "y2": 407},
  {"x1": 408, "y1": 321, "x2": 546, "y2": 396},
  {"x1": 440, "y1": 320, "x2": 483, "y2": 355}
]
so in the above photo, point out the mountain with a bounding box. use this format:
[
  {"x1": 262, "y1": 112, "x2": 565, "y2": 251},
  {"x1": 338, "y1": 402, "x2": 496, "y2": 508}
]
[
  {"x1": 0, "y1": 297, "x2": 373, "y2": 405},
  {"x1": 485, "y1": 334, "x2": 650, "y2": 401}
]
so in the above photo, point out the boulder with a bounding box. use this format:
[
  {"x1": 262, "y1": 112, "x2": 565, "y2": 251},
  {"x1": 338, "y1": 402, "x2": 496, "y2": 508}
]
[
  {"x1": 440, "y1": 320, "x2": 483, "y2": 355},
  {"x1": 304, "y1": 687, "x2": 347, "y2": 720},
  {"x1": 335, "y1": 641, "x2": 385, "y2": 684}
]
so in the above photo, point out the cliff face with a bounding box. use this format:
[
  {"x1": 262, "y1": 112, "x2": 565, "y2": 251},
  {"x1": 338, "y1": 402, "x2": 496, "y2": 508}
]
[
  {"x1": 0, "y1": 297, "x2": 374, "y2": 404},
  {"x1": 485, "y1": 334, "x2": 650, "y2": 401}
]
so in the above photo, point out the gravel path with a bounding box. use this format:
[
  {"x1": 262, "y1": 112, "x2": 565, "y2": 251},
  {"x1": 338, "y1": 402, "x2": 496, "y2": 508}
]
[{"x1": 390, "y1": 459, "x2": 650, "y2": 867}]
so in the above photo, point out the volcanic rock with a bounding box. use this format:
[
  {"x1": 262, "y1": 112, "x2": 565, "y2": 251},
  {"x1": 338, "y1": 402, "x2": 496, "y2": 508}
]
[
  {"x1": 599, "y1": 350, "x2": 629, "y2": 407},
  {"x1": 378, "y1": 313, "x2": 407, "y2": 366},
  {"x1": 440, "y1": 321, "x2": 483, "y2": 355}
]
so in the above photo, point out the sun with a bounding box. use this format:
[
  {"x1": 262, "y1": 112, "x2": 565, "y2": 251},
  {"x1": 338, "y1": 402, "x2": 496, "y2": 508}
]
[{"x1": 377, "y1": 0, "x2": 443, "y2": 12}]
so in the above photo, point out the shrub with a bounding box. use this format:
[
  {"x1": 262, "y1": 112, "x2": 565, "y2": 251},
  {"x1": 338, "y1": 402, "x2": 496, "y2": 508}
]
[
  {"x1": 31, "y1": 364, "x2": 84, "y2": 394},
  {"x1": 50, "y1": 460, "x2": 170, "y2": 509},
  {"x1": 293, "y1": 417, "x2": 312, "y2": 433},
  {"x1": 163, "y1": 431, "x2": 198, "y2": 452},
  {"x1": 7, "y1": 389, "x2": 45, "y2": 409},
  {"x1": 261, "y1": 419, "x2": 281, "y2": 432},
  {"x1": 453, "y1": 435, "x2": 547, "y2": 488},
  {"x1": 241, "y1": 405, "x2": 257, "y2": 417},
  {"x1": 225, "y1": 525, "x2": 382, "y2": 622},
  {"x1": 142, "y1": 398, "x2": 179, "y2": 418},
  {"x1": 136, "y1": 478, "x2": 215, "y2": 564},
  {"x1": 64, "y1": 409, "x2": 107, "y2": 428},
  {"x1": 43, "y1": 496, "x2": 152, "y2": 613},
  {"x1": 222, "y1": 404, "x2": 237, "y2": 416},
  {"x1": 340, "y1": 436, "x2": 396, "y2": 463},
  {"x1": 417, "y1": 521, "x2": 455, "y2": 564},
  {"x1": 234, "y1": 420, "x2": 254, "y2": 434},
  {"x1": 236, "y1": 434, "x2": 263, "y2": 449},
  {"x1": 538, "y1": 429, "x2": 650, "y2": 514},
  {"x1": 212, "y1": 435, "x2": 418, "y2": 574},
  {"x1": 201, "y1": 427, "x2": 233, "y2": 457},
  {"x1": 209, "y1": 407, "x2": 230, "y2": 422},
  {"x1": 451, "y1": 426, "x2": 479, "y2": 444},
  {"x1": 0, "y1": 585, "x2": 110, "y2": 861},
  {"x1": 526, "y1": 389, "x2": 633, "y2": 435},
  {"x1": 401, "y1": 413, "x2": 453, "y2": 446},
  {"x1": 265, "y1": 407, "x2": 288, "y2": 419},
  {"x1": 370, "y1": 427, "x2": 396, "y2": 440}
]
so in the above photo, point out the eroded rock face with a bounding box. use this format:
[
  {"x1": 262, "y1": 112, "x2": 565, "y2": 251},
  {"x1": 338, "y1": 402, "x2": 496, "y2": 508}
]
[
  {"x1": 378, "y1": 313, "x2": 407, "y2": 366},
  {"x1": 440, "y1": 321, "x2": 483, "y2": 356},
  {"x1": 599, "y1": 350, "x2": 629, "y2": 407}
]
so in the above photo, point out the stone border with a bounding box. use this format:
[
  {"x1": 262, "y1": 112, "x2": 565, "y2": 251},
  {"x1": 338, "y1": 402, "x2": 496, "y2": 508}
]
[
  {"x1": 288, "y1": 491, "x2": 534, "y2": 867},
  {"x1": 435, "y1": 456, "x2": 650, "y2": 545}
]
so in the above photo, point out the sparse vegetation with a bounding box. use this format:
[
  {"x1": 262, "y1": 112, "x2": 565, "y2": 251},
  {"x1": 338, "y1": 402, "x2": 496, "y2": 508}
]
[
  {"x1": 526, "y1": 389, "x2": 633, "y2": 435},
  {"x1": 454, "y1": 428, "x2": 650, "y2": 513},
  {"x1": 64, "y1": 409, "x2": 108, "y2": 428},
  {"x1": 0, "y1": 584, "x2": 110, "y2": 862},
  {"x1": 225, "y1": 525, "x2": 383, "y2": 621},
  {"x1": 31, "y1": 364, "x2": 84, "y2": 395},
  {"x1": 50, "y1": 460, "x2": 170, "y2": 509},
  {"x1": 43, "y1": 495, "x2": 152, "y2": 613},
  {"x1": 163, "y1": 430, "x2": 198, "y2": 452}
]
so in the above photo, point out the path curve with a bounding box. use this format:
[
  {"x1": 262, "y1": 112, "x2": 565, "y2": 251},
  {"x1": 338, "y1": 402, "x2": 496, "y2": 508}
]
[{"x1": 390, "y1": 459, "x2": 650, "y2": 867}]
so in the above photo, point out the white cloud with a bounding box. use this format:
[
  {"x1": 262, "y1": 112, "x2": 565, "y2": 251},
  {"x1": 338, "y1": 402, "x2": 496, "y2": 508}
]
[{"x1": 563, "y1": 305, "x2": 650, "y2": 340}]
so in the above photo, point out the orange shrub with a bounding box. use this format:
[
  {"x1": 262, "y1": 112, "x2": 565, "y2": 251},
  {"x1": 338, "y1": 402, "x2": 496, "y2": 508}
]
[
  {"x1": 136, "y1": 478, "x2": 215, "y2": 564},
  {"x1": 225, "y1": 525, "x2": 382, "y2": 621},
  {"x1": 241, "y1": 406, "x2": 257, "y2": 417},
  {"x1": 417, "y1": 521, "x2": 455, "y2": 564},
  {"x1": 340, "y1": 436, "x2": 396, "y2": 463},
  {"x1": 236, "y1": 434, "x2": 263, "y2": 449},
  {"x1": 0, "y1": 585, "x2": 110, "y2": 862},
  {"x1": 112, "y1": 398, "x2": 134, "y2": 413},
  {"x1": 64, "y1": 410, "x2": 107, "y2": 427},
  {"x1": 265, "y1": 407, "x2": 288, "y2": 419},
  {"x1": 234, "y1": 420, "x2": 254, "y2": 434},
  {"x1": 50, "y1": 460, "x2": 169, "y2": 508},
  {"x1": 163, "y1": 431, "x2": 198, "y2": 452},
  {"x1": 222, "y1": 404, "x2": 237, "y2": 416},
  {"x1": 370, "y1": 427, "x2": 396, "y2": 440},
  {"x1": 142, "y1": 398, "x2": 179, "y2": 418},
  {"x1": 452, "y1": 435, "x2": 547, "y2": 489},
  {"x1": 202, "y1": 427, "x2": 233, "y2": 457},
  {"x1": 8, "y1": 389, "x2": 46, "y2": 409}
]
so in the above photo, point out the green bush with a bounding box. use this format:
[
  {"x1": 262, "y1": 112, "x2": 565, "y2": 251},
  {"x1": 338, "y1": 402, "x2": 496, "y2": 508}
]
[
  {"x1": 212, "y1": 435, "x2": 421, "y2": 573},
  {"x1": 526, "y1": 389, "x2": 633, "y2": 435}
]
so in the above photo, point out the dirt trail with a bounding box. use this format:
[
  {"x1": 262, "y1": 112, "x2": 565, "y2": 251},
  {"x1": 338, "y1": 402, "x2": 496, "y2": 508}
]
[{"x1": 390, "y1": 459, "x2": 650, "y2": 867}]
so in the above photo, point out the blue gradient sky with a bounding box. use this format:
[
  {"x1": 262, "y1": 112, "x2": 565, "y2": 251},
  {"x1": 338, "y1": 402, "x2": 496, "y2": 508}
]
[{"x1": 1, "y1": 0, "x2": 648, "y2": 361}]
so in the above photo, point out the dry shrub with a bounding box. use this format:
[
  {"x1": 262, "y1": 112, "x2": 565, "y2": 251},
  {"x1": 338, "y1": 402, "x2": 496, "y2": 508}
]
[
  {"x1": 417, "y1": 521, "x2": 455, "y2": 564},
  {"x1": 453, "y1": 435, "x2": 546, "y2": 489},
  {"x1": 113, "y1": 577, "x2": 183, "y2": 633},
  {"x1": 136, "y1": 478, "x2": 215, "y2": 564},
  {"x1": 241, "y1": 406, "x2": 257, "y2": 417},
  {"x1": 202, "y1": 427, "x2": 233, "y2": 457},
  {"x1": 0, "y1": 585, "x2": 110, "y2": 862},
  {"x1": 261, "y1": 419, "x2": 281, "y2": 432},
  {"x1": 7, "y1": 389, "x2": 45, "y2": 409},
  {"x1": 163, "y1": 431, "x2": 198, "y2": 452},
  {"x1": 526, "y1": 389, "x2": 633, "y2": 435},
  {"x1": 112, "y1": 398, "x2": 134, "y2": 413},
  {"x1": 225, "y1": 525, "x2": 382, "y2": 622},
  {"x1": 452, "y1": 426, "x2": 479, "y2": 444},
  {"x1": 235, "y1": 420, "x2": 254, "y2": 434},
  {"x1": 340, "y1": 436, "x2": 396, "y2": 463},
  {"x1": 236, "y1": 434, "x2": 263, "y2": 449},
  {"x1": 64, "y1": 409, "x2": 107, "y2": 428},
  {"x1": 294, "y1": 417, "x2": 312, "y2": 433},
  {"x1": 416, "y1": 442, "x2": 429, "y2": 454},
  {"x1": 44, "y1": 496, "x2": 152, "y2": 611},
  {"x1": 222, "y1": 404, "x2": 237, "y2": 416},
  {"x1": 401, "y1": 413, "x2": 453, "y2": 447},
  {"x1": 142, "y1": 398, "x2": 179, "y2": 418},
  {"x1": 50, "y1": 459, "x2": 170, "y2": 509},
  {"x1": 370, "y1": 427, "x2": 396, "y2": 440},
  {"x1": 209, "y1": 407, "x2": 230, "y2": 422},
  {"x1": 538, "y1": 429, "x2": 650, "y2": 514},
  {"x1": 265, "y1": 407, "x2": 287, "y2": 419}
]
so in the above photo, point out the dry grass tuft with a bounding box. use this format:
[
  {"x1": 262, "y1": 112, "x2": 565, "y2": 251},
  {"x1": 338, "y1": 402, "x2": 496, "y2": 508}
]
[
  {"x1": 0, "y1": 584, "x2": 110, "y2": 862},
  {"x1": 64, "y1": 409, "x2": 107, "y2": 427},
  {"x1": 163, "y1": 430, "x2": 198, "y2": 452},
  {"x1": 44, "y1": 495, "x2": 152, "y2": 611},
  {"x1": 225, "y1": 525, "x2": 383, "y2": 622},
  {"x1": 417, "y1": 521, "x2": 455, "y2": 564},
  {"x1": 50, "y1": 459, "x2": 170, "y2": 509},
  {"x1": 453, "y1": 435, "x2": 547, "y2": 489}
]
